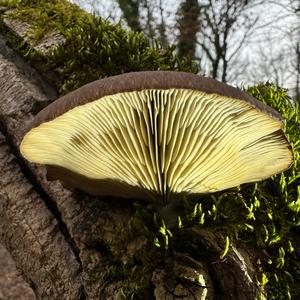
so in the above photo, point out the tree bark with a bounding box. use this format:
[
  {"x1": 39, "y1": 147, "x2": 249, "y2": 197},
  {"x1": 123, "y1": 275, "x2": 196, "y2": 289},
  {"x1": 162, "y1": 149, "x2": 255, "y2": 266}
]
[
  {"x1": 0, "y1": 243, "x2": 36, "y2": 300},
  {"x1": 0, "y1": 19, "x2": 264, "y2": 300}
]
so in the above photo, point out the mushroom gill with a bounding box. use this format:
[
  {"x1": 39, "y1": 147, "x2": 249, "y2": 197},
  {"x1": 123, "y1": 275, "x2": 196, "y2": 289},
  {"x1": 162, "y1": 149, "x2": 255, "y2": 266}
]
[{"x1": 20, "y1": 87, "x2": 292, "y2": 200}]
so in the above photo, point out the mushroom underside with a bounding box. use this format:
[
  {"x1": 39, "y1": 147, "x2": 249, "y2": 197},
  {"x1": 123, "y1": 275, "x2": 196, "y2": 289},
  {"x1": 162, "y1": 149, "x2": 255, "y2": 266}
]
[{"x1": 20, "y1": 88, "x2": 292, "y2": 200}]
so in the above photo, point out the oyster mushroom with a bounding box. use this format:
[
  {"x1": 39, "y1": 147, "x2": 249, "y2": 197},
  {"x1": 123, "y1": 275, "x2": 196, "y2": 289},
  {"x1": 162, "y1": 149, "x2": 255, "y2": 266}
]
[{"x1": 20, "y1": 71, "x2": 293, "y2": 201}]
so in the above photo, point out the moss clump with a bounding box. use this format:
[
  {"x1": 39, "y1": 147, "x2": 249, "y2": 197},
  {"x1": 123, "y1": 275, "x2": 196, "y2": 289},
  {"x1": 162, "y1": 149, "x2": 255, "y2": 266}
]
[
  {"x1": 106, "y1": 206, "x2": 160, "y2": 299},
  {"x1": 0, "y1": 0, "x2": 198, "y2": 94},
  {"x1": 246, "y1": 84, "x2": 300, "y2": 299},
  {"x1": 167, "y1": 84, "x2": 299, "y2": 299}
]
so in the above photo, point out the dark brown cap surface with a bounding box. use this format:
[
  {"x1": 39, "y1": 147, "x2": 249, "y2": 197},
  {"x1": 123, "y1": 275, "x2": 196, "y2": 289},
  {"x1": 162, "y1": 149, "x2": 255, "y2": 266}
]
[{"x1": 30, "y1": 71, "x2": 282, "y2": 129}]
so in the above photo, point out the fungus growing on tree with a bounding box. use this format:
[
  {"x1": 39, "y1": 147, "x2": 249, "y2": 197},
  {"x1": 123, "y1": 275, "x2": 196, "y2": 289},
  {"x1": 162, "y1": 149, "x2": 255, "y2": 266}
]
[{"x1": 20, "y1": 71, "x2": 293, "y2": 201}]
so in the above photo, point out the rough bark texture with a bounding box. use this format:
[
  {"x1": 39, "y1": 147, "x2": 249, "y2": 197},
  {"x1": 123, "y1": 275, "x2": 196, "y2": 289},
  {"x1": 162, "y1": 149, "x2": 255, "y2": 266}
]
[
  {"x1": 0, "y1": 244, "x2": 36, "y2": 300},
  {"x1": 0, "y1": 13, "x2": 264, "y2": 300}
]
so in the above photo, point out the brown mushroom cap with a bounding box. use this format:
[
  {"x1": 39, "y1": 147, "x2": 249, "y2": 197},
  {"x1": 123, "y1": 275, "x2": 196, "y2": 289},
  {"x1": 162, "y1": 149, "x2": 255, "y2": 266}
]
[
  {"x1": 29, "y1": 71, "x2": 282, "y2": 128},
  {"x1": 20, "y1": 71, "x2": 293, "y2": 201}
]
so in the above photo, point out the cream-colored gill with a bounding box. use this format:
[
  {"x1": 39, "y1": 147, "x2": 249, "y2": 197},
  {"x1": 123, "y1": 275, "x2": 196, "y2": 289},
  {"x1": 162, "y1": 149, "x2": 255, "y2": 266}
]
[{"x1": 20, "y1": 88, "x2": 292, "y2": 197}]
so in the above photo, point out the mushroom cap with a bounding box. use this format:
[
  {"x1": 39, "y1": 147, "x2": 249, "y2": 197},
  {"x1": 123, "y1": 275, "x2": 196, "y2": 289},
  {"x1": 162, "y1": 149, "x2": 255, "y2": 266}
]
[{"x1": 20, "y1": 71, "x2": 293, "y2": 201}]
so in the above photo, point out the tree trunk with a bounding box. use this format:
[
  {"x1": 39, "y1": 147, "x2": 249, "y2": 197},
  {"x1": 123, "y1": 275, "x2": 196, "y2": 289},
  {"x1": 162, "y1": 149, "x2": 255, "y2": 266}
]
[{"x1": 0, "y1": 17, "x2": 264, "y2": 300}]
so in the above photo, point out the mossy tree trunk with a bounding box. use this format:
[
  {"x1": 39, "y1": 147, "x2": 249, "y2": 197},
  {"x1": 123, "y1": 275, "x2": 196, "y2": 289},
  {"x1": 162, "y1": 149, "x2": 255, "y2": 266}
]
[{"x1": 0, "y1": 20, "x2": 263, "y2": 300}]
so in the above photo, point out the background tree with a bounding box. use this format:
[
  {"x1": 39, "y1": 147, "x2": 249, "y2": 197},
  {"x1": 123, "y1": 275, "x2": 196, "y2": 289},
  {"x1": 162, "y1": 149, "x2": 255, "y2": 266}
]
[
  {"x1": 117, "y1": 0, "x2": 142, "y2": 32},
  {"x1": 285, "y1": 0, "x2": 300, "y2": 103},
  {"x1": 116, "y1": 0, "x2": 169, "y2": 47},
  {"x1": 176, "y1": 0, "x2": 201, "y2": 60},
  {"x1": 195, "y1": 0, "x2": 264, "y2": 82},
  {"x1": 115, "y1": 0, "x2": 266, "y2": 83},
  {"x1": 243, "y1": 0, "x2": 300, "y2": 103}
]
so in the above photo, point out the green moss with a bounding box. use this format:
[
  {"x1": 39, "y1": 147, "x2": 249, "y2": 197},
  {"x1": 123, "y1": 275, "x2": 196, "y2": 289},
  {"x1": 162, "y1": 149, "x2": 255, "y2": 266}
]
[
  {"x1": 145, "y1": 84, "x2": 300, "y2": 299},
  {"x1": 107, "y1": 206, "x2": 160, "y2": 299},
  {"x1": 0, "y1": 0, "x2": 198, "y2": 94},
  {"x1": 171, "y1": 84, "x2": 300, "y2": 299},
  {"x1": 245, "y1": 85, "x2": 300, "y2": 299},
  {"x1": 2, "y1": 0, "x2": 84, "y2": 39}
]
